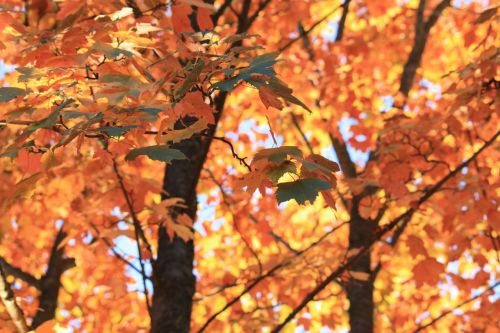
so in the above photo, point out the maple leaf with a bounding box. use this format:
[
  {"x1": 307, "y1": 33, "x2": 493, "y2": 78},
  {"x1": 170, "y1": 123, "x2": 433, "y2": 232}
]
[
  {"x1": 412, "y1": 258, "x2": 444, "y2": 287},
  {"x1": 276, "y1": 178, "x2": 331, "y2": 204},
  {"x1": 125, "y1": 146, "x2": 187, "y2": 163},
  {"x1": 253, "y1": 146, "x2": 303, "y2": 164},
  {"x1": 0, "y1": 87, "x2": 26, "y2": 102}
]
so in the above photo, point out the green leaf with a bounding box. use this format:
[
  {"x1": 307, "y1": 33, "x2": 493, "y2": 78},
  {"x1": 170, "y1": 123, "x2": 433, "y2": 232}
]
[
  {"x1": 98, "y1": 125, "x2": 141, "y2": 137},
  {"x1": 175, "y1": 60, "x2": 205, "y2": 100},
  {"x1": 267, "y1": 161, "x2": 297, "y2": 183},
  {"x1": 125, "y1": 145, "x2": 187, "y2": 163},
  {"x1": 92, "y1": 42, "x2": 133, "y2": 59},
  {"x1": 254, "y1": 146, "x2": 303, "y2": 164},
  {"x1": 0, "y1": 87, "x2": 26, "y2": 102},
  {"x1": 27, "y1": 99, "x2": 74, "y2": 132},
  {"x1": 137, "y1": 107, "x2": 164, "y2": 116},
  {"x1": 61, "y1": 111, "x2": 98, "y2": 120},
  {"x1": 0, "y1": 140, "x2": 35, "y2": 158},
  {"x1": 276, "y1": 178, "x2": 331, "y2": 205},
  {"x1": 212, "y1": 53, "x2": 278, "y2": 92}
]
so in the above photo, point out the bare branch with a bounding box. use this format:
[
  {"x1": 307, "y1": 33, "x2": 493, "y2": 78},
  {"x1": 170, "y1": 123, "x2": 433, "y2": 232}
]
[
  {"x1": 209, "y1": 136, "x2": 251, "y2": 171},
  {"x1": 279, "y1": 4, "x2": 343, "y2": 53},
  {"x1": 330, "y1": 133, "x2": 357, "y2": 179},
  {"x1": 89, "y1": 224, "x2": 145, "y2": 277},
  {"x1": 111, "y1": 158, "x2": 153, "y2": 316},
  {"x1": 246, "y1": 0, "x2": 273, "y2": 30},
  {"x1": 335, "y1": 0, "x2": 352, "y2": 42},
  {"x1": 291, "y1": 113, "x2": 314, "y2": 155},
  {"x1": 212, "y1": 0, "x2": 233, "y2": 24},
  {"x1": 399, "y1": 0, "x2": 451, "y2": 96},
  {"x1": 0, "y1": 257, "x2": 40, "y2": 289}
]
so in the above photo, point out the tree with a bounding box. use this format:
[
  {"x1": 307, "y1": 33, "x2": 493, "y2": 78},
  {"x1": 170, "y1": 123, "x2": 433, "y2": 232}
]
[{"x1": 0, "y1": 1, "x2": 498, "y2": 332}]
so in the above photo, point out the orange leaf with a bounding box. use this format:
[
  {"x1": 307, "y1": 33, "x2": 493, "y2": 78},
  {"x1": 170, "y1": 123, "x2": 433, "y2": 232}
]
[{"x1": 259, "y1": 86, "x2": 283, "y2": 110}]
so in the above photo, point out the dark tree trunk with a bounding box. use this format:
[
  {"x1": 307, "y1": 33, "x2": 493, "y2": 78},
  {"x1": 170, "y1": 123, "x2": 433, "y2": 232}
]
[
  {"x1": 151, "y1": 134, "x2": 203, "y2": 333},
  {"x1": 151, "y1": 92, "x2": 227, "y2": 332},
  {"x1": 32, "y1": 229, "x2": 75, "y2": 329},
  {"x1": 345, "y1": 212, "x2": 376, "y2": 333}
]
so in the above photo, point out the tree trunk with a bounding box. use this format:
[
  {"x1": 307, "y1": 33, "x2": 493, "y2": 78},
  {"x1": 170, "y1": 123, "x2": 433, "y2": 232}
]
[
  {"x1": 150, "y1": 91, "x2": 226, "y2": 332},
  {"x1": 32, "y1": 229, "x2": 75, "y2": 328},
  {"x1": 345, "y1": 209, "x2": 376, "y2": 333},
  {"x1": 151, "y1": 135, "x2": 203, "y2": 333}
]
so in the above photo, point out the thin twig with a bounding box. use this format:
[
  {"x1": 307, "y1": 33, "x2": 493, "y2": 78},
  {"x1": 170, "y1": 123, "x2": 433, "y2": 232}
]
[
  {"x1": 196, "y1": 221, "x2": 348, "y2": 333},
  {"x1": 89, "y1": 224, "x2": 145, "y2": 276},
  {"x1": 111, "y1": 157, "x2": 153, "y2": 315},
  {"x1": 279, "y1": 4, "x2": 343, "y2": 53}
]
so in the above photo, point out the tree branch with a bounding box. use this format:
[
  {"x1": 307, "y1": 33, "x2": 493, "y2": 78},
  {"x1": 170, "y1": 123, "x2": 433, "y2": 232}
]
[
  {"x1": 89, "y1": 224, "x2": 145, "y2": 277},
  {"x1": 335, "y1": 0, "x2": 352, "y2": 42},
  {"x1": 271, "y1": 130, "x2": 499, "y2": 332},
  {"x1": 32, "y1": 227, "x2": 75, "y2": 328},
  {"x1": 330, "y1": 133, "x2": 357, "y2": 178},
  {"x1": 111, "y1": 157, "x2": 152, "y2": 316},
  {"x1": 0, "y1": 257, "x2": 40, "y2": 289},
  {"x1": 413, "y1": 281, "x2": 500, "y2": 333},
  {"x1": 399, "y1": 0, "x2": 450, "y2": 96},
  {"x1": 246, "y1": 0, "x2": 273, "y2": 29},
  {"x1": 0, "y1": 265, "x2": 29, "y2": 333},
  {"x1": 290, "y1": 113, "x2": 314, "y2": 154},
  {"x1": 279, "y1": 4, "x2": 343, "y2": 53},
  {"x1": 196, "y1": 221, "x2": 349, "y2": 333},
  {"x1": 212, "y1": 0, "x2": 233, "y2": 24}
]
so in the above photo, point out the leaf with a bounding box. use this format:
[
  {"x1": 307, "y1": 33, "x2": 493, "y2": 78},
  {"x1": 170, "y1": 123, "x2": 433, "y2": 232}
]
[
  {"x1": 212, "y1": 53, "x2": 278, "y2": 91},
  {"x1": 98, "y1": 125, "x2": 141, "y2": 137},
  {"x1": 267, "y1": 161, "x2": 297, "y2": 183},
  {"x1": 110, "y1": 7, "x2": 134, "y2": 21},
  {"x1": 10, "y1": 173, "x2": 44, "y2": 202},
  {"x1": 254, "y1": 146, "x2": 303, "y2": 164},
  {"x1": 259, "y1": 86, "x2": 284, "y2": 110},
  {"x1": 27, "y1": 99, "x2": 74, "y2": 132},
  {"x1": 412, "y1": 258, "x2": 444, "y2": 287},
  {"x1": 175, "y1": 60, "x2": 205, "y2": 100},
  {"x1": 91, "y1": 42, "x2": 133, "y2": 59},
  {"x1": 276, "y1": 178, "x2": 331, "y2": 205},
  {"x1": 125, "y1": 146, "x2": 187, "y2": 163},
  {"x1": 303, "y1": 154, "x2": 340, "y2": 173},
  {"x1": 0, "y1": 87, "x2": 26, "y2": 102},
  {"x1": 158, "y1": 118, "x2": 209, "y2": 144}
]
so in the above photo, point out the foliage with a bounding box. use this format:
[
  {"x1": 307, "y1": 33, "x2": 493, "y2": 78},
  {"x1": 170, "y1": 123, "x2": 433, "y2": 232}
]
[{"x1": 0, "y1": 1, "x2": 498, "y2": 333}]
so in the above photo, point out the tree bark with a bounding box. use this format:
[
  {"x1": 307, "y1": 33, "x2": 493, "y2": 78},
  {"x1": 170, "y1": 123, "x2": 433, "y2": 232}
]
[
  {"x1": 31, "y1": 229, "x2": 75, "y2": 329},
  {"x1": 345, "y1": 206, "x2": 377, "y2": 333},
  {"x1": 151, "y1": 88, "x2": 227, "y2": 332},
  {"x1": 151, "y1": 134, "x2": 204, "y2": 333}
]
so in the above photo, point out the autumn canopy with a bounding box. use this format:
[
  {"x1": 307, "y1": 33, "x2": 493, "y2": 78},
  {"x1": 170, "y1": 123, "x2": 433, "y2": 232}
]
[{"x1": 0, "y1": 0, "x2": 498, "y2": 332}]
